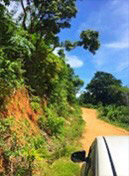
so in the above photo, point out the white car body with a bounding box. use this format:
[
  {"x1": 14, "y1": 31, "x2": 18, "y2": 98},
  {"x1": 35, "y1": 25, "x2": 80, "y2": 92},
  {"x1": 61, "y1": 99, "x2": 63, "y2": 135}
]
[
  {"x1": 96, "y1": 136, "x2": 129, "y2": 176},
  {"x1": 72, "y1": 136, "x2": 129, "y2": 176}
]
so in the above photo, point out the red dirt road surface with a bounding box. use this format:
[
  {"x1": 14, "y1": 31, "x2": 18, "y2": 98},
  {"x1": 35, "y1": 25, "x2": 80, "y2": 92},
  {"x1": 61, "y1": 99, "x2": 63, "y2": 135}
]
[{"x1": 80, "y1": 108, "x2": 129, "y2": 152}]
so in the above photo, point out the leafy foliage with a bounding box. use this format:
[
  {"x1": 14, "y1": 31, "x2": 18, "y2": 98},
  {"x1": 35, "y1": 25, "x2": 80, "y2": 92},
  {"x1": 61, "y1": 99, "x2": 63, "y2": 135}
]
[
  {"x1": 0, "y1": 1, "x2": 100, "y2": 175},
  {"x1": 38, "y1": 107, "x2": 64, "y2": 136},
  {"x1": 30, "y1": 96, "x2": 41, "y2": 112},
  {"x1": 80, "y1": 71, "x2": 125, "y2": 105},
  {"x1": 0, "y1": 49, "x2": 24, "y2": 107},
  {"x1": 20, "y1": 0, "x2": 77, "y2": 34},
  {"x1": 0, "y1": 118, "x2": 33, "y2": 175},
  {"x1": 0, "y1": 4, "x2": 15, "y2": 45},
  {"x1": 2, "y1": 0, "x2": 100, "y2": 54},
  {"x1": 79, "y1": 30, "x2": 100, "y2": 54},
  {"x1": 98, "y1": 105, "x2": 129, "y2": 130},
  {"x1": 7, "y1": 30, "x2": 35, "y2": 58},
  {"x1": 64, "y1": 30, "x2": 100, "y2": 54},
  {"x1": 79, "y1": 72, "x2": 129, "y2": 132},
  {"x1": 0, "y1": 0, "x2": 99, "y2": 109}
]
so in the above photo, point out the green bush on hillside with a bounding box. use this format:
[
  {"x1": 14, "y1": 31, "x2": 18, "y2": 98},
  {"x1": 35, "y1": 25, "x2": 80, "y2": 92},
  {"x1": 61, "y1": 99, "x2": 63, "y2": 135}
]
[
  {"x1": 0, "y1": 118, "x2": 35, "y2": 175},
  {"x1": 0, "y1": 49, "x2": 24, "y2": 107},
  {"x1": 38, "y1": 107, "x2": 64, "y2": 136},
  {"x1": 31, "y1": 102, "x2": 41, "y2": 112},
  {"x1": 30, "y1": 96, "x2": 41, "y2": 112}
]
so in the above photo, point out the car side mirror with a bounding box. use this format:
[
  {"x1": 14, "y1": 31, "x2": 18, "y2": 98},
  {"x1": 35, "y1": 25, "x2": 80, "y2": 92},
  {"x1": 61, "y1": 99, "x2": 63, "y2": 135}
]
[{"x1": 71, "y1": 150, "x2": 87, "y2": 163}]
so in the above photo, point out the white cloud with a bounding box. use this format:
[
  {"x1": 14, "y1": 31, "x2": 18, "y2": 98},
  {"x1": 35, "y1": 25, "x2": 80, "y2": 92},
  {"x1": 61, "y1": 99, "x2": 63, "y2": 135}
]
[
  {"x1": 104, "y1": 41, "x2": 129, "y2": 49},
  {"x1": 92, "y1": 44, "x2": 129, "y2": 75},
  {"x1": 77, "y1": 13, "x2": 106, "y2": 34},
  {"x1": 53, "y1": 48, "x2": 60, "y2": 56},
  {"x1": 117, "y1": 59, "x2": 129, "y2": 72},
  {"x1": 104, "y1": 27, "x2": 129, "y2": 49},
  {"x1": 76, "y1": 89, "x2": 85, "y2": 98},
  {"x1": 78, "y1": 0, "x2": 129, "y2": 50},
  {"x1": 66, "y1": 55, "x2": 84, "y2": 68},
  {"x1": 53, "y1": 48, "x2": 84, "y2": 68},
  {"x1": 76, "y1": 92, "x2": 81, "y2": 98}
]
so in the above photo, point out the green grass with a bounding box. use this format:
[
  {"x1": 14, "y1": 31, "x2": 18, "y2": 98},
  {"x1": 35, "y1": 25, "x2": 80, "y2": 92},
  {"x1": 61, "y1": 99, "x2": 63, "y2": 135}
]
[
  {"x1": 97, "y1": 105, "x2": 129, "y2": 131},
  {"x1": 48, "y1": 158, "x2": 80, "y2": 176},
  {"x1": 98, "y1": 116, "x2": 129, "y2": 131}
]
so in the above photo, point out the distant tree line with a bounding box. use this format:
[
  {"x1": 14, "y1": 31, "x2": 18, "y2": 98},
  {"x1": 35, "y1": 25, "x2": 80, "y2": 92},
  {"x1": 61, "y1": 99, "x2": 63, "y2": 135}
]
[{"x1": 79, "y1": 71, "x2": 129, "y2": 106}]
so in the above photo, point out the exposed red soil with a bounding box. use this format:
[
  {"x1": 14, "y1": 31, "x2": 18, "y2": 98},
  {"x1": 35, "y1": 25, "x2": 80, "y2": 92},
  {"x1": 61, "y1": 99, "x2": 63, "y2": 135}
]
[
  {"x1": 0, "y1": 88, "x2": 43, "y2": 173},
  {"x1": 6, "y1": 88, "x2": 41, "y2": 135}
]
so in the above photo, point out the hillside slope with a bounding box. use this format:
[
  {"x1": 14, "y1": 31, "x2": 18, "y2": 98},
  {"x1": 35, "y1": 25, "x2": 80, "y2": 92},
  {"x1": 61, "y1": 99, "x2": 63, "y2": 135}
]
[
  {"x1": 0, "y1": 88, "x2": 83, "y2": 176},
  {"x1": 0, "y1": 88, "x2": 41, "y2": 173}
]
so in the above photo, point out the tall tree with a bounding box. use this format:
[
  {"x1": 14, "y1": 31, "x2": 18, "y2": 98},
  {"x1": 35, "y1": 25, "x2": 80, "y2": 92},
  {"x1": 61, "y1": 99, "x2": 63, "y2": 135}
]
[
  {"x1": 17, "y1": 0, "x2": 78, "y2": 50},
  {"x1": 2, "y1": 0, "x2": 100, "y2": 54},
  {"x1": 84, "y1": 71, "x2": 123, "y2": 105}
]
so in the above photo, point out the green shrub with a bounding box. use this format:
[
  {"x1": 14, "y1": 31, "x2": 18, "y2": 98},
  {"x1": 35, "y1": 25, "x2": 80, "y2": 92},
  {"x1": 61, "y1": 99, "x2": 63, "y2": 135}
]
[
  {"x1": 31, "y1": 102, "x2": 41, "y2": 112},
  {"x1": 38, "y1": 107, "x2": 64, "y2": 136},
  {"x1": 0, "y1": 50, "x2": 24, "y2": 88},
  {"x1": 0, "y1": 118, "x2": 13, "y2": 148},
  {"x1": 64, "y1": 105, "x2": 85, "y2": 140},
  {"x1": 51, "y1": 102, "x2": 70, "y2": 118},
  {"x1": 81, "y1": 103, "x2": 96, "y2": 109},
  {"x1": 0, "y1": 117, "x2": 36, "y2": 176},
  {"x1": 50, "y1": 141, "x2": 81, "y2": 161},
  {"x1": 30, "y1": 135, "x2": 45, "y2": 149},
  {"x1": 65, "y1": 117, "x2": 84, "y2": 140},
  {"x1": 98, "y1": 105, "x2": 129, "y2": 129},
  {"x1": 31, "y1": 96, "x2": 41, "y2": 103},
  {"x1": 0, "y1": 49, "x2": 24, "y2": 108},
  {"x1": 0, "y1": 117, "x2": 14, "y2": 134},
  {"x1": 30, "y1": 96, "x2": 41, "y2": 112}
]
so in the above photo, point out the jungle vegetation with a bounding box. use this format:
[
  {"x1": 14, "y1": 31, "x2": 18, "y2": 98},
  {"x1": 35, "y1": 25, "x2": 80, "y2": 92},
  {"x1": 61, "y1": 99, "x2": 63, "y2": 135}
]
[{"x1": 0, "y1": 0, "x2": 100, "y2": 175}]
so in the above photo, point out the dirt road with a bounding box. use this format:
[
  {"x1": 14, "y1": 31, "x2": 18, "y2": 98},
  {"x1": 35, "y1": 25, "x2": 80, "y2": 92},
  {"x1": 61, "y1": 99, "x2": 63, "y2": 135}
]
[{"x1": 80, "y1": 108, "x2": 129, "y2": 152}]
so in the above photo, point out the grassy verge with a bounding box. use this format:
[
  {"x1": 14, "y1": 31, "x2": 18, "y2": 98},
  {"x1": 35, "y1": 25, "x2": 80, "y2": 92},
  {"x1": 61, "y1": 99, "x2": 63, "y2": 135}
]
[
  {"x1": 44, "y1": 105, "x2": 85, "y2": 176},
  {"x1": 98, "y1": 116, "x2": 129, "y2": 131},
  {"x1": 97, "y1": 105, "x2": 129, "y2": 131},
  {"x1": 48, "y1": 158, "x2": 80, "y2": 176}
]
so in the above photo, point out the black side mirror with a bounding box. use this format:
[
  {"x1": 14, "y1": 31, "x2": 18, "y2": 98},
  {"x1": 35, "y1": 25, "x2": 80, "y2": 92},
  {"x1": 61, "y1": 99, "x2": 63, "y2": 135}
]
[{"x1": 71, "y1": 150, "x2": 87, "y2": 163}]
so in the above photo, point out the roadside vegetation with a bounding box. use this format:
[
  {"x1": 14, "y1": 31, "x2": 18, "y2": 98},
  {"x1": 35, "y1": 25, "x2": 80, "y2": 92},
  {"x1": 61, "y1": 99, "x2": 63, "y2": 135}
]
[
  {"x1": 0, "y1": 0, "x2": 100, "y2": 175},
  {"x1": 98, "y1": 105, "x2": 129, "y2": 130},
  {"x1": 79, "y1": 72, "x2": 129, "y2": 130},
  {"x1": 0, "y1": 107, "x2": 84, "y2": 175}
]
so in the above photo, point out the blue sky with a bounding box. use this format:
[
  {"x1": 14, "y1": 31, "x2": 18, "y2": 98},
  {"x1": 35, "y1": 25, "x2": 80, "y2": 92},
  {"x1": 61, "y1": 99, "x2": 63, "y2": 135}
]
[{"x1": 57, "y1": 0, "x2": 129, "y2": 92}]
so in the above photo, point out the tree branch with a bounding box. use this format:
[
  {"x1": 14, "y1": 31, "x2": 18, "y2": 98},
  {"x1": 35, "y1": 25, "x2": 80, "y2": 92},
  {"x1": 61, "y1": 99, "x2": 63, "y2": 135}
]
[{"x1": 21, "y1": 0, "x2": 27, "y2": 30}]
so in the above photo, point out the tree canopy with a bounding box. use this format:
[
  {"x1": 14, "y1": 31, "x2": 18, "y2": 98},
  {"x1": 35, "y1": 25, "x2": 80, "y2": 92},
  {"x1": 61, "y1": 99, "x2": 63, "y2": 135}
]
[
  {"x1": 0, "y1": 0, "x2": 100, "y2": 54},
  {"x1": 80, "y1": 71, "x2": 126, "y2": 105}
]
